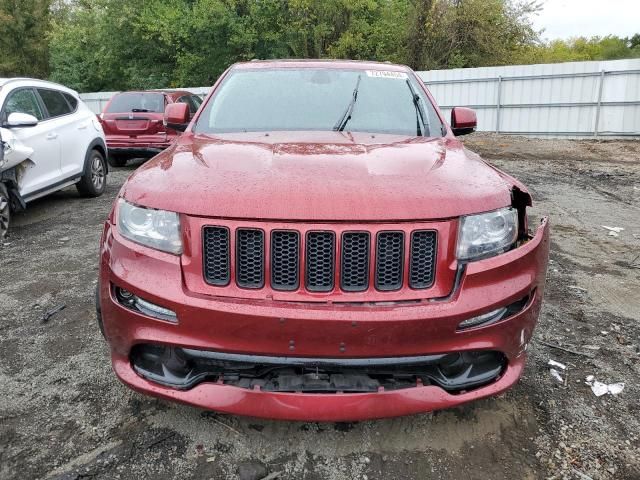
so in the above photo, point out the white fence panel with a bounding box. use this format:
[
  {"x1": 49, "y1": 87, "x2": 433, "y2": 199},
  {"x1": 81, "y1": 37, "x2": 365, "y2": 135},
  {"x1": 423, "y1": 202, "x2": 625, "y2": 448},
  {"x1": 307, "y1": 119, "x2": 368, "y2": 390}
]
[
  {"x1": 417, "y1": 59, "x2": 640, "y2": 138},
  {"x1": 80, "y1": 91, "x2": 119, "y2": 115}
]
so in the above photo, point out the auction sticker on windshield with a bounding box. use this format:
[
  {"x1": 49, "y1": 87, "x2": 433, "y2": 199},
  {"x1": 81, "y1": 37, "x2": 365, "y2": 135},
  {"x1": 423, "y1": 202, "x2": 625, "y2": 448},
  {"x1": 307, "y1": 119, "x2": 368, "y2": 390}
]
[{"x1": 365, "y1": 70, "x2": 408, "y2": 80}]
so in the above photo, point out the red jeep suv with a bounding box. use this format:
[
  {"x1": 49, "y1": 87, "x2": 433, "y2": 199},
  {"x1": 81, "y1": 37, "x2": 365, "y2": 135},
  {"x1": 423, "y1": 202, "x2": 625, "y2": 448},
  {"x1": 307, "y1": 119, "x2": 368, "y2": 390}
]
[
  {"x1": 97, "y1": 60, "x2": 550, "y2": 421},
  {"x1": 100, "y1": 90, "x2": 202, "y2": 166}
]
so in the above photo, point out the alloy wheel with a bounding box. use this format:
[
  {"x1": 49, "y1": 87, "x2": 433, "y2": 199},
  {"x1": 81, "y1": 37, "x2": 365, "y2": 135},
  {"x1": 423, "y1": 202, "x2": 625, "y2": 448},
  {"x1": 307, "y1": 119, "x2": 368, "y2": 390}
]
[{"x1": 91, "y1": 155, "x2": 105, "y2": 191}]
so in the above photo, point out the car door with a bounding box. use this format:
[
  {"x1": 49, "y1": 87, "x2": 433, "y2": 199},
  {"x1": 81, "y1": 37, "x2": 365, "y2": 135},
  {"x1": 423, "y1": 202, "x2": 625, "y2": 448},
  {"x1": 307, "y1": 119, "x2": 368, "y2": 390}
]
[
  {"x1": 1, "y1": 87, "x2": 63, "y2": 198},
  {"x1": 37, "y1": 88, "x2": 88, "y2": 178}
]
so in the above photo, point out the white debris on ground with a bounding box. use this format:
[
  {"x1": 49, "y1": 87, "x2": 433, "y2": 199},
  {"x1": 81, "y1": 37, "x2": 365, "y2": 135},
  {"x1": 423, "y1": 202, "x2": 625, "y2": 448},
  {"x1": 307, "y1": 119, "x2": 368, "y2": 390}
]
[
  {"x1": 548, "y1": 359, "x2": 567, "y2": 370},
  {"x1": 585, "y1": 376, "x2": 625, "y2": 397},
  {"x1": 548, "y1": 360, "x2": 567, "y2": 384},
  {"x1": 550, "y1": 369, "x2": 565, "y2": 383},
  {"x1": 601, "y1": 225, "x2": 624, "y2": 237},
  {"x1": 568, "y1": 285, "x2": 587, "y2": 292}
]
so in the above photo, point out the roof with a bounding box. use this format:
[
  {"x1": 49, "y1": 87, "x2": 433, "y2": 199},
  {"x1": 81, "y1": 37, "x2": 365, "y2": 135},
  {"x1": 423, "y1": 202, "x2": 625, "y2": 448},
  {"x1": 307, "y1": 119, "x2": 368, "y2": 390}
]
[
  {"x1": 114, "y1": 90, "x2": 193, "y2": 98},
  {"x1": 232, "y1": 59, "x2": 411, "y2": 72},
  {"x1": 0, "y1": 77, "x2": 78, "y2": 95}
]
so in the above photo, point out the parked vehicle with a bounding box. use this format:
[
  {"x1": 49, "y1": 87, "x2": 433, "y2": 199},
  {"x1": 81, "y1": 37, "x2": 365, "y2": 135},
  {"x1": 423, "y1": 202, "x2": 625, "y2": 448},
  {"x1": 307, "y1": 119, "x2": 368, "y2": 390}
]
[
  {"x1": 97, "y1": 60, "x2": 550, "y2": 421},
  {"x1": 99, "y1": 90, "x2": 202, "y2": 167},
  {"x1": 0, "y1": 78, "x2": 108, "y2": 239}
]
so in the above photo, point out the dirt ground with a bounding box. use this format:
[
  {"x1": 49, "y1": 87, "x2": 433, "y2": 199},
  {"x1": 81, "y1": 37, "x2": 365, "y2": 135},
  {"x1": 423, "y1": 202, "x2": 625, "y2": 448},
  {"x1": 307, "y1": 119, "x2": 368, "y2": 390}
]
[{"x1": 1, "y1": 133, "x2": 639, "y2": 480}]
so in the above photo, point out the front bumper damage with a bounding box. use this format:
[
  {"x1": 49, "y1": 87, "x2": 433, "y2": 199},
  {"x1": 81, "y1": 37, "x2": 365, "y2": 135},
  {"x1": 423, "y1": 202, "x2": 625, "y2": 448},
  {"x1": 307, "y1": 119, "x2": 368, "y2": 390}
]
[
  {"x1": 100, "y1": 218, "x2": 550, "y2": 421},
  {"x1": 131, "y1": 344, "x2": 506, "y2": 393}
]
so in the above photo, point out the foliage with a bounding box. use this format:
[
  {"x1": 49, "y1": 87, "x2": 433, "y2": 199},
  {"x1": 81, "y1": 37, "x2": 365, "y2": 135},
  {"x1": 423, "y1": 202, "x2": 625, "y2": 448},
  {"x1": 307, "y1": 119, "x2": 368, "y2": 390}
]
[
  {"x1": 515, "y1": 35, "x2": 640, "y2": 64},
  {"x1": 0, "y1": 0, "x2": 53, "y2": 78},
  {"x1": 1, "y1": 0, "x2": 638, "y2": 91},
  {"x1": 48, "y1": 0, "x2": 176, "y2": 91},
  {"x1": 414, "y1": 0, "x2": 541, "y2": 69}
]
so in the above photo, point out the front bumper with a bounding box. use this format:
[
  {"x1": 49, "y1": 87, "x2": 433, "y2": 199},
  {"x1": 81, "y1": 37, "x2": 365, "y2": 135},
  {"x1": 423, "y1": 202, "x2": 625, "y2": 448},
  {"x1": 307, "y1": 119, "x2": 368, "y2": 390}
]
[
  {"x1": 99, "y1": 218, "x2": 550, "y2": 421},
  {"x1": 113, "y1": 352, "x2": 526, "y2": 421}
]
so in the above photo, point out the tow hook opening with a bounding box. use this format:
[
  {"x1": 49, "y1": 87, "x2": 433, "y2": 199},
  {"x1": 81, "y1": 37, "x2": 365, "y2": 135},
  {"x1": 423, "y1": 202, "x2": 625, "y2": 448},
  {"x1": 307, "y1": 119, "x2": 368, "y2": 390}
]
[{"x1": 131, "y1": 345, "x2": 507, "y2": 394}]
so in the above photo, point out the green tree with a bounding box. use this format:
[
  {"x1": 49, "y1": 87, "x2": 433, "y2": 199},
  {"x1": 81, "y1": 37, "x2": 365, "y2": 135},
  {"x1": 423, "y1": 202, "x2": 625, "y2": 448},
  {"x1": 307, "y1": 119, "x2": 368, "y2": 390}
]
[
  {"x1": 516, "y1": 35, "x2": 640, "y2": 65},
  {"x1": 4, "y1": 0, "x2": 636, "y2": 91},
  {"x1": 49, "y1": 0, "x2": 179, "y2": 91},
  {"x1": 416, "y1": 0, "x2": 540, "y2": 70},
  {"x1": 0, "y1": 0, "x2": 52, "y2": 77}
]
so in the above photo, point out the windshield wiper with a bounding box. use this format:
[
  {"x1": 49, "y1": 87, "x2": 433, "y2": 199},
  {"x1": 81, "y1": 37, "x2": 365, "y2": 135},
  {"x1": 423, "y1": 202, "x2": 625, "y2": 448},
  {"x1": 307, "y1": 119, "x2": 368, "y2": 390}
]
[
  {"x1": 333, "y1": 75, "x2": 362, "y2": 132},
  {"x1": 405, "y1": 79, "x2": 427, "y2": 136},
  {"x1": 131, "y1": 108, "x2": 151, "y2": 113}
]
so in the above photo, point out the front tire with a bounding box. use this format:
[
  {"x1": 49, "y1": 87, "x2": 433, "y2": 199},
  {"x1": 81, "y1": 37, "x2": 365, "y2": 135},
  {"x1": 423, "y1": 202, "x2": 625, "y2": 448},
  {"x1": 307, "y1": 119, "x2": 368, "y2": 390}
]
[
  {"x1": 77, "y1": 149, "x2": 107, "y2": 197},
  {"x1": 0, "y1": 183, "x2": 10, "y2": 240}
]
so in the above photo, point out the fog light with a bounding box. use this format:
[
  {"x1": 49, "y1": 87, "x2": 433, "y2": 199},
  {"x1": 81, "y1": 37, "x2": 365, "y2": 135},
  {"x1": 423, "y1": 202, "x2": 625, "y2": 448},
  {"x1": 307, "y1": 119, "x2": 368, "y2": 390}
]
[
  {"x1": 114, "y1": 286, "x2": 177, "y2": 323},
  {"x1": 116, "y1": 288, "x2": 135, "y2": 306},
  {"x1": 457, "y1": 307, "x2": 507, "y2": 330}
]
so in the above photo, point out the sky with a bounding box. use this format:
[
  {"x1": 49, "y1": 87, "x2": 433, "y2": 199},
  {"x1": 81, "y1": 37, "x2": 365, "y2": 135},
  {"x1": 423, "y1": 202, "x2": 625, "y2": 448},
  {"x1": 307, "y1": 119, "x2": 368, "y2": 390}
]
[{"x1": 532, "y1": 0, "x2": 640, "y2": 40}]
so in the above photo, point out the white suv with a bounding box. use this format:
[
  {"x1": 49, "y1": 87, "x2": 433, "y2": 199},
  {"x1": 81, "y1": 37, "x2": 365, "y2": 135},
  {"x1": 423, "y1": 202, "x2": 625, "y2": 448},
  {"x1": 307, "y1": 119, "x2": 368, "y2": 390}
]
[{"x1": 0, "y1": 78, "x2": 108, "y2": 238}]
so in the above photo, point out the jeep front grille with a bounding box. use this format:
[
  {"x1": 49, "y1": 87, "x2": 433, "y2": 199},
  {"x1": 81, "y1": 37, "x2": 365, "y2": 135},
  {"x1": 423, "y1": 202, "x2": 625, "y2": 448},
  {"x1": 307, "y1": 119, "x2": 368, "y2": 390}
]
[{"x1": 202, "y1": 225, "x2": 437, "y2": 293}]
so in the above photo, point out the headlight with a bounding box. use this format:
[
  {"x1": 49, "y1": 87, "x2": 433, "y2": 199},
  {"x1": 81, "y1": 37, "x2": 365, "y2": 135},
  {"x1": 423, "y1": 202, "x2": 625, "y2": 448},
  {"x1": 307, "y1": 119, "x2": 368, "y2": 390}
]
[
  {"x1": 117, "y1": 199, "x2": 182, "y2": 254},
  {"x1": 457, "y1": 207, "x2": 517, "y2": 261}
]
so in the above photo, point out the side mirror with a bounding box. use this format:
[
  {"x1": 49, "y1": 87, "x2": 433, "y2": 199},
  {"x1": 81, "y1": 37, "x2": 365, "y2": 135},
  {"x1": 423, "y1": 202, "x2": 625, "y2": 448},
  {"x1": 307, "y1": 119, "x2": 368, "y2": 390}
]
[
  {"x1": 164, "y1": 103, "x2": 190, "y2": 132},
  {"x1": 6, "y1": 112, "x2": 39, "y2": 128},
  {"x1": 450, "y1": 107, "x2": 477, "y2": 136}
]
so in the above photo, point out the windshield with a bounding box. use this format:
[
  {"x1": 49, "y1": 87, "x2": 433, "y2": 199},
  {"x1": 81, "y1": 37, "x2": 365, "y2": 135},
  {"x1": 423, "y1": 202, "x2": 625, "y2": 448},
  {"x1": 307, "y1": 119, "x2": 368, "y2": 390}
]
[
  {"x1": 193, "y1": 68, "x2": 444, "y2": 137},
  {"x1": 106, "y1": 92, "x2": 165, "y2": 113}
]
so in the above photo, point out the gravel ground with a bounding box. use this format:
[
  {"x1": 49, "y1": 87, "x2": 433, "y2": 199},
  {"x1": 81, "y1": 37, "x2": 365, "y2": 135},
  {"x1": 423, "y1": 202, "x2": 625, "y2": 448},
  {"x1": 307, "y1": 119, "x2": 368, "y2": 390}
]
[{"x1": 1, "y1": 133, "x2": 639, "y2": 480}]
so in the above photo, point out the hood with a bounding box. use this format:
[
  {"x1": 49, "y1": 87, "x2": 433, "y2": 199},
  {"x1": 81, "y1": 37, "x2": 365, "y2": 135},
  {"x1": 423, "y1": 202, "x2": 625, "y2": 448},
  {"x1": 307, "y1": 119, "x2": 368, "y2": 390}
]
[{"x1": 122, "y1": 131, "x2": 516, "y2": 221}]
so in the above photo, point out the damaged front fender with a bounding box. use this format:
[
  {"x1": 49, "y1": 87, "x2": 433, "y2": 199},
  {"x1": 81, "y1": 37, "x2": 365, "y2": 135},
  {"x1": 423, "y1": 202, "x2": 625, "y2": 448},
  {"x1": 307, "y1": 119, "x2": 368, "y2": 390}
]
[
  {"x1": 1, "y1": 127, "x2": 34, "y2": 173},
  {"x1": 1, "y1": 127, "x2": 34, "y2": 212}
]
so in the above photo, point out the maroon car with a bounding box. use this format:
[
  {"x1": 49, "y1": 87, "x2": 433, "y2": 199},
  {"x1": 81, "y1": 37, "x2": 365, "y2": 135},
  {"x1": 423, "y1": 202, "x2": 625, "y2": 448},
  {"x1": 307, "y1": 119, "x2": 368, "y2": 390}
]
[
  {"x1": 100, "y1": 90, "x2": 202, "y2": 166},
  {"x1": 97, "y1": 60, "x2": 550, "y2": 421}
]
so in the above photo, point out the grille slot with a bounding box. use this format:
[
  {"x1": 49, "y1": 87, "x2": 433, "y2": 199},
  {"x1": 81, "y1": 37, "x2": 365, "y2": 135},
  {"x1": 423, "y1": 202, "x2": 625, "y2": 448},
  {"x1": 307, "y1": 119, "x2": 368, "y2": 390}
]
[
  {"x1": 271, "y1": 230, "x2": 300, "y2": 291},
  {"x1": 203, "y1": 226, "x2": 230, "y2": 286},
  {"x1": 236, "y1": 229, "x2": 264, "y2": 289},
  {"x1": 375, "y1": 231, "x2": 404, "y2": 291},
  {"x1": 306, "y1": 232, "x2": 335, "y2": 292},
  {"x1": 341, "y1": 232, "x2": 370, "y2": 292},
  {"x1": 409, "y1": 230, "x2": 437, "y2": 289}
]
